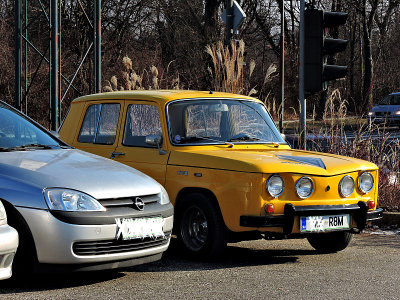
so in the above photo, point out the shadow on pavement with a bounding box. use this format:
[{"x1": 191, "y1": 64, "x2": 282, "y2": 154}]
[
  {"x1": 131, "y1": 238, "x2": 316, "y2": 273},
  {"x1": 0, "y1": 238, "x2": 316, "y2": 293}
]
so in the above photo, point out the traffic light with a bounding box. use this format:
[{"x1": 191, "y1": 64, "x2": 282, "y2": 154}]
[{"x1": 304, "y1": 9, "x2": 348, "y2": 94}]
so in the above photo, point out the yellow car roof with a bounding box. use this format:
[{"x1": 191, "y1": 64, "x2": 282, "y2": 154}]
[{"x1": 71, "y1": 90, "x2": 260, "y2": 105}]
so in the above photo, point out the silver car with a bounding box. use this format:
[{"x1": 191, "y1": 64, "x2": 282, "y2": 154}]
[
  {"x1": 0, "y1": 200, "x2": 18, "y2": 280},
  {"x1": 0, "y1": 100, "x2": 173, "y2": 273},
  {"x1": 368, "y1": 92, "x2": 400, "y2": 126}
]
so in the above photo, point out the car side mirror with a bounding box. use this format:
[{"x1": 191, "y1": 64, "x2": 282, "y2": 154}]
[
  {"x1": 145, "y1": 134, "x2": 162, "y2": 146},
  {"x1": 145, "y1": 135, "x2": 167, "y2": 155}
]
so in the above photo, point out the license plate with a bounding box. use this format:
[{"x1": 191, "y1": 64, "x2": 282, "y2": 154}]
[
  {"x1": 116, "y1": 217, "x2": 165, "y2": 240},
  {"x1": 300, "y1": 214, "x2": 350, "y2": 232}
]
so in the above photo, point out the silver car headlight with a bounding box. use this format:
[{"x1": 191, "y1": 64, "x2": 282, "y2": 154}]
[
  {"x1": 159, "y1": 185, "x2": 170, "y2": 205},
  {"x1": 44, "y1": 189, "x2": 106, "y2": 212},
  {"x1": 266, "y1": 174, "x2": 284, "y2": 198},
  {"x1": 339, "y1": 175, "x2": 355, "y2": 198},
  {"x1": 358, "y1": 172, "x2": 374, "y2": 194},
  {"x1": 0, "y1": 201, "x2": 6, "y2": 225},
  {"x1": 295, "y1": 177, "x2": 313, "y2": 199}
]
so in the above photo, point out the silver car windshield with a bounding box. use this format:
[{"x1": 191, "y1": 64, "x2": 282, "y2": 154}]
[
  {"x1": 167, "y1": 99, "x2": 285, "y2": 145},
  {"x1": 0, "y1": 102, "x2": 61, "y2": 150}
]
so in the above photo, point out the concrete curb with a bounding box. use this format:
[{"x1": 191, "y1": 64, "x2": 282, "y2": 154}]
[{"x1": 375, "y1": 212, "x2": 400, "y2": 227}]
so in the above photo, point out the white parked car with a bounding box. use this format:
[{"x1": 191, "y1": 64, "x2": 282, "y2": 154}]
[{"x1": 0, "y1": 200, "x2": 18, "y2": 280}]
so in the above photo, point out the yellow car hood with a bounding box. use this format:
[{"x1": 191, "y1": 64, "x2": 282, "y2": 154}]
[{"x1": 168, "y1": 148, "x2": 378, "y2": 176}]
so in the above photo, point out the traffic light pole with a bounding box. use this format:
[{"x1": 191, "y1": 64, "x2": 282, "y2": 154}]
[
  {"x1": 299, "y1": 0, "x2": 306, "y2": 150},
  {"x1": 225, "y1": 0, "x2": 234, "y2": 46}
]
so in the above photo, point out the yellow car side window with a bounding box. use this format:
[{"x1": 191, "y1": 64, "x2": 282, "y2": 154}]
[{"x1": 123, "y1": 104, "x2": 162, "y2": 148}]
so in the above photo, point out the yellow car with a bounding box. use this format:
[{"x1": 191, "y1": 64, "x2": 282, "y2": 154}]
[{"x1": 60, "y1": 90, "x2": 383, "y2": 256}]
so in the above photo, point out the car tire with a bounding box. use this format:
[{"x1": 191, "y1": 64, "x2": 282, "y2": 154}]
[
  {"x1": 178, "y1": 193, "x2": 227, "y2": 258},
  {"x1": 307, "y1": 231, "x2": 353, "y2": 253}
]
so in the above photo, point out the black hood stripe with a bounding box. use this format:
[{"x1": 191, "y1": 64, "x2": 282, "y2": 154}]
[{"x1": 277, "y1": 155, "x2": 326, "y2": 170}]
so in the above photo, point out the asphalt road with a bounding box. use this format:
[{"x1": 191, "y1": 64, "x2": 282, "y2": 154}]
[{"x1": 1, "y1": 232, "x2": 399, "y2": 299}]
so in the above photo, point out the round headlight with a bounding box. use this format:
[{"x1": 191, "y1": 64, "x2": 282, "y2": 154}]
[
  {"x1": 339, "y1": 175, "x2": 355, "y2": 197},
  {"x1": 267, "y1": 174, "x2": 284, "y2": 198},
  {"x1": 295, "y1": 177, "x2": 313, "y2": 199},
  {"x1": 358, "y1": 172, "x2": 374, "y2": 194}
]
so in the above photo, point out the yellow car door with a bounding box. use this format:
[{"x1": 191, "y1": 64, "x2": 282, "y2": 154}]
[
  {"x1": 111, "y1": 100, "x2": 169, "y2": 186},
  {"x1": 72, "y1": 100, "x2": 125, "y2": 159}
]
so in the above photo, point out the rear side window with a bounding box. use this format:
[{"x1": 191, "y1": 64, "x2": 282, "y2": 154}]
[
  {"x1": 123, "y1": 104, "x2": 162, "y2": 147},
  {"x1": 78, "y1": 103, "x2": 120, "y2": 145}
]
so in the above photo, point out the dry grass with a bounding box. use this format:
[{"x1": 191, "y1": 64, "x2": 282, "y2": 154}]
[
  {"x1": 302, "y1": 90, "x2": 400, "y2": 212},
  {"x1": 206, "y1": 40, "x2": 276, "y2": 97},
  {"x1": 103, "y1": 56, "x2": 179, "y2": 92}
]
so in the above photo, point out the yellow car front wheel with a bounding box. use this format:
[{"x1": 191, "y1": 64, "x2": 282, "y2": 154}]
[{"x1": 178, "y1": 193, "x2": 227, "y2": 258}]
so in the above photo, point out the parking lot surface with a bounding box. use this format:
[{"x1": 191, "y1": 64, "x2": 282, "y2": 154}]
[{"x1": 1, "y1": 233, "x2": 399, "y2": 299}]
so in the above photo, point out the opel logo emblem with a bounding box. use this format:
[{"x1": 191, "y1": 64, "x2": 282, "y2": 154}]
[{"x1": 133, "y1": 197, "x2": 145, "y2": 211}]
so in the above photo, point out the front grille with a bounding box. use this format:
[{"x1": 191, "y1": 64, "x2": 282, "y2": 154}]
[
  {"x1": 98, "y1": 194, "x2": 159, "y2": 208},
  {"x1": 73, "y1": 232, "x2": 171, "y2": 256}
]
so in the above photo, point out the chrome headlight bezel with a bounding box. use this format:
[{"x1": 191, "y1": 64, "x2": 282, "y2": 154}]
[
  {"x1": 339, "y1": 175, "x2": 355, "y2": 198},
  {"x1": 358, "y1": 172, "x2": 374, "y2": 194},
  {"x1": 295, "y1": 176, "x2": 314, "y2": 199},
  {"x1": 44, "y1": 188, "x2": 106, "y2": 212},
  {"x1": 266, "y1": 174, "x2": 284, "y2": 198}
]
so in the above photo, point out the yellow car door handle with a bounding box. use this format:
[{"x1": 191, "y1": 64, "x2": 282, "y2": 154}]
[{"x1": 110, "y1": 152, "x2": 125, "y2": 159}]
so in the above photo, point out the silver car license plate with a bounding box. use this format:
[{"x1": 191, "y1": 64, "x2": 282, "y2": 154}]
[{"x1": 116, "y1": 217, "x2": 165, "y2": 240}]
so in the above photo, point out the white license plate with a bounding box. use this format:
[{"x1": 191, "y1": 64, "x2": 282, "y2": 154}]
[
  {"x1": 300, "y1": 214, "x2": 350, "y2": 232},
  {"x1": 116, "y1": 217, "x2": 165, "y2": 240}
]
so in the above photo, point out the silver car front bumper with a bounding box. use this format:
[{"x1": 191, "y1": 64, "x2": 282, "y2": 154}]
[
  {"x1": 18, "y1": 207, "x2": 173, "y2": 267},
  {"x1": 0, "y1": 225, "x2": 18, "y2": 280}
]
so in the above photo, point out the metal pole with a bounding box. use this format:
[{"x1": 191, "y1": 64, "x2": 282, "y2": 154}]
[
  {"x1": 25, "y1": 0, "x2": 28, "y2": 114},
  {"x1": 299, "y1": 0, "x2": 306, "y2": 150},
  {"x1": 94, "y1": 0, "x2": 101, "y2": 93},
  {"x1": 279, "y1": 0, "x2": 285, "y2": 133},
  {"x1": 15, "y1": 0, "x2": 22, "y2": 111},
  {"x1": 50, "y1": 0, "x2": 59, "y2": 131},
  {"x1": 225, "y1": 0, "x2": 234, "y2": 46}
]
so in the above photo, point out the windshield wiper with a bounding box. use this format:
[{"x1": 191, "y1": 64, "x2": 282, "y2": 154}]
[
  {"x1": 228, "y1": 134, "x2": 284, "y2": 147},
  {"x1": 11, "y1": 144, "x2": 55, "y2": 150},
  {"x1": 179, "y1": 136, "x2": 234, "y2": 147},
  {"x1": 228, "y1": 135, "x2": 260, "y2": 142}
]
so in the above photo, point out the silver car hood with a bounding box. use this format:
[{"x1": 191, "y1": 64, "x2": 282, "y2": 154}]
[{"x1": 0, "y1": 148, "x2": 161, "y2": 200}]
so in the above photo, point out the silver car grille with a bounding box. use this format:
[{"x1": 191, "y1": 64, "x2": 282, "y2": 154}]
[
  {"x1": 73, "y1": 232, "x2": 171, "y2": 256},
  {"x1": 98, "y1": 194, "x2": 159, "y2": 208}
]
